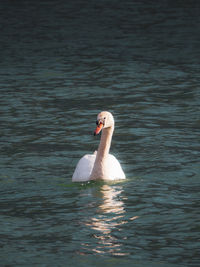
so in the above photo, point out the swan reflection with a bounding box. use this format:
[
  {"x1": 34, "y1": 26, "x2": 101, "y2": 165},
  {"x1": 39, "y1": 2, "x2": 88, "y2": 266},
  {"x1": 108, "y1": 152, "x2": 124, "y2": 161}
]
[{"x1": 84, "y1": 184, "x2": 129, "y2": 256}]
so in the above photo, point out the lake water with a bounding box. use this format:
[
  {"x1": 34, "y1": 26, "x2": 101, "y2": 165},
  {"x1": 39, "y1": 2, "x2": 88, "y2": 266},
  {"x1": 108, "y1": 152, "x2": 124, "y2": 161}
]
[{"x1": 0, "y1": 0, "x2": 200, "y2": 266}]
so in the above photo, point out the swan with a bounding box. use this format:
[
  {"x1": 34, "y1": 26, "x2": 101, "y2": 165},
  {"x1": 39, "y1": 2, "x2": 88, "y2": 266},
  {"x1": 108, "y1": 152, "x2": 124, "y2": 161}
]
[{"x1": 72, "y1": 111, "x2": 126, "y2": 182}]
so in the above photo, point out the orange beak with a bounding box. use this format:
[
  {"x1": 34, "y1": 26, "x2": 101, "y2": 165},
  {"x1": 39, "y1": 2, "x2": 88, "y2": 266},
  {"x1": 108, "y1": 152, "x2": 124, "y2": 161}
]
[{"x1": 94, "y1": 122, "x2": 103, "y2": 136}]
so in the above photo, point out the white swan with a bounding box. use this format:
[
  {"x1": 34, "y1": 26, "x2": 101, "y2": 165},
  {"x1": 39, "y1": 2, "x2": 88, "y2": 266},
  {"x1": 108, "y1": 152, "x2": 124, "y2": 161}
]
[{"x1": 72, "y1": 111, "x2": 126, "y2": 182}]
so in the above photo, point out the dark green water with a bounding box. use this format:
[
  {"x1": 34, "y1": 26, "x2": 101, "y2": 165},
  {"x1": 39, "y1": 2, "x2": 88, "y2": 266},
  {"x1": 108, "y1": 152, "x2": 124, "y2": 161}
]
[{"x1": 0, "y1": 0, "x2": 200, "y2": 266}]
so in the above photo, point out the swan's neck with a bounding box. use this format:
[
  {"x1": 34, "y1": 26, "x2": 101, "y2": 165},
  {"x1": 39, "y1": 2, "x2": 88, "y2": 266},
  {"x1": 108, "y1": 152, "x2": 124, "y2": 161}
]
[
  {"x1": 90, "y1": 125, "x2": 114, "y2": 180},
  {"x1": 97, "y1": 126, "x2": 114, "y2": 159}
]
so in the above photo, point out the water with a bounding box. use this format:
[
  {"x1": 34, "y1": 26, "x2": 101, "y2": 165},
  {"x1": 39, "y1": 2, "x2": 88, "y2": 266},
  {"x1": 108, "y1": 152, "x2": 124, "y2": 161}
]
[{"x1": 0, "y1": 0, "x2": 200, "y2": 266}]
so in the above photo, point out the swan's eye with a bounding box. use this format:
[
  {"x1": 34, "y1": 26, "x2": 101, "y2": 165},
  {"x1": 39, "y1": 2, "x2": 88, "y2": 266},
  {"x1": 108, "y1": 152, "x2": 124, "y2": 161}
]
[
  {"x1": 96, "y1": 120, "x2": 98, "y2": 125},
  {"x1": 104, "y1": 117, "x2": 106, "y2": 120}
]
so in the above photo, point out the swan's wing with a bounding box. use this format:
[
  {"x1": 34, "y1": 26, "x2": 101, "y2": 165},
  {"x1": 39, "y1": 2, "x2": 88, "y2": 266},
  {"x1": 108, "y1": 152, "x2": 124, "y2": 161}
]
[
  {"x1": 108, "y1": 154, "x2": 126, "y2": 180},
  {"x1": 72, "y1": 154, "x2": 96, "y2": 182}
]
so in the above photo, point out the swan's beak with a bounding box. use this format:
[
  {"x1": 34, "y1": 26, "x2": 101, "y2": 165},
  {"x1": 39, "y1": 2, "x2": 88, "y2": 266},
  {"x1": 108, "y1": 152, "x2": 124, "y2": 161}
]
[{"x1": 94, "y1": 122, "x2": 103, "y2": 136}]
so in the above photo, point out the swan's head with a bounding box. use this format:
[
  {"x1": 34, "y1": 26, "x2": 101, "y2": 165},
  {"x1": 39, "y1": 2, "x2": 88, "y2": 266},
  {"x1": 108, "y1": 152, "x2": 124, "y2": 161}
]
[{"x1": 94, "y1": 111, "x2": 114, "y2": 136}]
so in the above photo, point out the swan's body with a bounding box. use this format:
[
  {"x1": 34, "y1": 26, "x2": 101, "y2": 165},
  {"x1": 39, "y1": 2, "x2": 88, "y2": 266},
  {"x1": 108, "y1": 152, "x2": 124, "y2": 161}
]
[
  {"x1": 72, "y1": 153, "x2": 125, "y2": 182},
  {"x1": 72, "y1": 111, "x2": 126, "y2": 182}
]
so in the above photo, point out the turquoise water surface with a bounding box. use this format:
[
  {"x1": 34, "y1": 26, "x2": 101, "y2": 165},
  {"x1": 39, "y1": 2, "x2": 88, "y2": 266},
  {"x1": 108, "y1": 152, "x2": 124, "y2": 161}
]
[{"x1": 0, "y1": 0, "x2": 200, "y2": 266}]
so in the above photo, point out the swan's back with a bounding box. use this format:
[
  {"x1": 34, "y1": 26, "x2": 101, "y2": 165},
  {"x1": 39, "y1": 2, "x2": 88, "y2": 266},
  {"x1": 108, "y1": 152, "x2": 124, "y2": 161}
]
[{"x1": 72, "y1": 154, "x2": 96, "y2": 182}]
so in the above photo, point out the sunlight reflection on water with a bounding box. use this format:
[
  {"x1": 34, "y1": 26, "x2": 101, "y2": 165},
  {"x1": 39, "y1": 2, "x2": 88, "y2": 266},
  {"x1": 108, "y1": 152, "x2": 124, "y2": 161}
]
[{"x1": 83, "y1": 184, "x2": 138, "y2": 256}]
